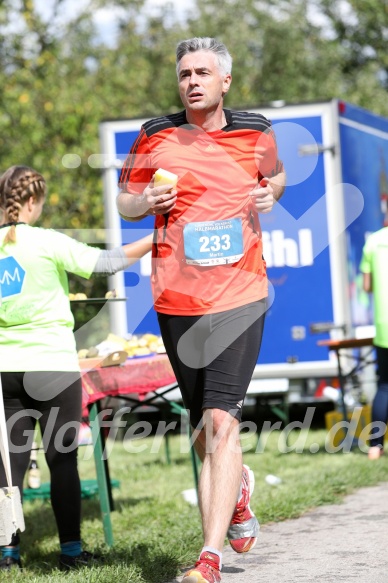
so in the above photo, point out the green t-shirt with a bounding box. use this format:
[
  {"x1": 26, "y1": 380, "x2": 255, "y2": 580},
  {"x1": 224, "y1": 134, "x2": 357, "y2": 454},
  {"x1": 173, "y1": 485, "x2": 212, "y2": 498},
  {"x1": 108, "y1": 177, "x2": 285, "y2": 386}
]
[
  {"x1": 0, "y1": 224, "x2": 100, "y2": 371},
  {"x1": 360, "y1": 227, "x2": 388, "y2": 348}
]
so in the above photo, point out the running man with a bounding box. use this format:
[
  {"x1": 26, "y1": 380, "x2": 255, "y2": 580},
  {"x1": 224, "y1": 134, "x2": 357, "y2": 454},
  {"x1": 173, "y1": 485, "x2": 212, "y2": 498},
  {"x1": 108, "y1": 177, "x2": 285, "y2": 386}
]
[{"x1": 117, "y1": 37, "x2": 286, "y2": 583}]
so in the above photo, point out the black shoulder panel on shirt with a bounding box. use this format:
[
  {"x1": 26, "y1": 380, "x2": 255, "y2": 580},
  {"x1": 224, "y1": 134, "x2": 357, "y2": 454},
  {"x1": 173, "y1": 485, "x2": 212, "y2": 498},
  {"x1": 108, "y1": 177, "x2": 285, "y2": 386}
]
[
  {"x1": 143, "y1": 111, "x2": 187, "y2": 137},
  {"x1": 225, "y1": 110, "x2": 272, "y2": 133}
]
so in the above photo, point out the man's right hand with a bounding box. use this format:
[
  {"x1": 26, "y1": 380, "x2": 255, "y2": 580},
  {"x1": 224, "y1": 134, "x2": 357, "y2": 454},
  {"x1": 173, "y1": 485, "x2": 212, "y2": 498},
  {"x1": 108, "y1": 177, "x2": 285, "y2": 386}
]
[
  {"x1": 144, "y1": 176, "x2": 177, "y2": 216},
  {"x1": 117, "y1": 177, "x2": 177, "y2": 221}
]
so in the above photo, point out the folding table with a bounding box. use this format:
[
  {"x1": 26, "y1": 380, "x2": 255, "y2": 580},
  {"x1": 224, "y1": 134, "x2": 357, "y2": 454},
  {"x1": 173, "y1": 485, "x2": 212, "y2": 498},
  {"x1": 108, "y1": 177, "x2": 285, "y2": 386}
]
[{"x1": 80, "y1": 354, "x2": 194, "y2": 547}]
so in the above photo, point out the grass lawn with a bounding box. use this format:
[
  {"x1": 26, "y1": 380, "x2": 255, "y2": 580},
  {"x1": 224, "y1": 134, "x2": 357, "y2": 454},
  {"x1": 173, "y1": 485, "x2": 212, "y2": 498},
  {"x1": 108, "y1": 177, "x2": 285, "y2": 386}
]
[{"x1": 2, "y1": 429, "x2": 388, "y2": 582}]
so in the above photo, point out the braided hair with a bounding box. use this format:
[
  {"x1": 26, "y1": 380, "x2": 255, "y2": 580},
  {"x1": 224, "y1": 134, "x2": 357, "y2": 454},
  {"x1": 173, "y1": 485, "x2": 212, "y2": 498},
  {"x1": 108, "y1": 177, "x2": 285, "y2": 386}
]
[{"x1": 0, "y1": 166, "x2": 46, "y2": 244}]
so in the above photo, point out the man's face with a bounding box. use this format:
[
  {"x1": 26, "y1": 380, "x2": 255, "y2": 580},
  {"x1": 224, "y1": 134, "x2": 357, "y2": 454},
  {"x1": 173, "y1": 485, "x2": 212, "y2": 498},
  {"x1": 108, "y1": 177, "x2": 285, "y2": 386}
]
[{"x1": 177, "y1": 50, "x2": 231, "y2": 114}]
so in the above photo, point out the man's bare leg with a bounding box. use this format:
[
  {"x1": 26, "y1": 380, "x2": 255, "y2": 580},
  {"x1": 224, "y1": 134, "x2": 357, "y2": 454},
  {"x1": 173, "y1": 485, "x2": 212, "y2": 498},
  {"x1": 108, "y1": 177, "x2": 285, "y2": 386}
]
[{"x1": 192, "y1": 408, "x2": 242, "y2": 551}]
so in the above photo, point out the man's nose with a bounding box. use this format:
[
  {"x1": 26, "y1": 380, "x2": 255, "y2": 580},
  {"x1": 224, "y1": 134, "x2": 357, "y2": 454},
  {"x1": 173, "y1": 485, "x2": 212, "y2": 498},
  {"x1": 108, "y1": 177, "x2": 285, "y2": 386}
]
[{"x1": 189, "y1": 73, "x2": 199, "y2": 85}]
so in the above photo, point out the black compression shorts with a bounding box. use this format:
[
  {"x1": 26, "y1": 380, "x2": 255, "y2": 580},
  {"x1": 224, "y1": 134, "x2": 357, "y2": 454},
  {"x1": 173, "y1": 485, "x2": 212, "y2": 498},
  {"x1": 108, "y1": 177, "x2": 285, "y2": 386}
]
[{"x1": 157, "y1": 299, "x2": 266, "y2": 428}]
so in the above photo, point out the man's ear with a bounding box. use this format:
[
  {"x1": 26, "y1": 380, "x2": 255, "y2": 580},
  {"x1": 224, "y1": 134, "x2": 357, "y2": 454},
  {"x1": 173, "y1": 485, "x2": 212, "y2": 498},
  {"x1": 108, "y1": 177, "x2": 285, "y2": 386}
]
[{"x1": 222, "y1": 74, "x2": 232, "y2": 96}]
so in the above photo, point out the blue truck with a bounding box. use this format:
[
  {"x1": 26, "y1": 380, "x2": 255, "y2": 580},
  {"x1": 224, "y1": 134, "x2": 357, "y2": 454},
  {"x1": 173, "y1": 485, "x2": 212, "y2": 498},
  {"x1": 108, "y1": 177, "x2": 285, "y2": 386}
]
[{"x1": 99, "y1": 100, "x2": 388, "y2": 400}]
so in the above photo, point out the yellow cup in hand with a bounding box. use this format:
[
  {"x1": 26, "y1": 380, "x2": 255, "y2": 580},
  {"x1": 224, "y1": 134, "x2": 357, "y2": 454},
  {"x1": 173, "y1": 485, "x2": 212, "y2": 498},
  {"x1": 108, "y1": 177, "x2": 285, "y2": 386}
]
[{"x1": 154, "y1": 168, "x2": 178, "y2": 191}]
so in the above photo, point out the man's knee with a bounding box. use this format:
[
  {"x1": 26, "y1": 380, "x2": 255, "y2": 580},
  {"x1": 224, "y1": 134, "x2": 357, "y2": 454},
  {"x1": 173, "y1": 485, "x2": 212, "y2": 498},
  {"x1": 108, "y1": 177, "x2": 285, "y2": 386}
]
[{"x1": 203, "y1": 407, "x2": 239, "y2": 436}]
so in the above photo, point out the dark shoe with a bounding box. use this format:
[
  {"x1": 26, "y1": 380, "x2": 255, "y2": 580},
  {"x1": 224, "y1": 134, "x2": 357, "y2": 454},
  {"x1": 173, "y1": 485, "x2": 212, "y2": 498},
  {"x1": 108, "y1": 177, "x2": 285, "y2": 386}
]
[
  {"x1": 59, "y1": 550, "x2": 102, "y2": 571},
  {"x1": 0, "y1": 556, "x2": 22, "y2": 570}
]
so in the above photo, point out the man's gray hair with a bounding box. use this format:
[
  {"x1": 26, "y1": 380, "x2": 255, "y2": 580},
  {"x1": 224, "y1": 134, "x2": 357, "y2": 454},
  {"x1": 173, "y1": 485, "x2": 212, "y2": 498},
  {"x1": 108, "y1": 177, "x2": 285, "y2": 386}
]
[{"x1": 176, "y1": 37, "x2": 233, "y2": 77}]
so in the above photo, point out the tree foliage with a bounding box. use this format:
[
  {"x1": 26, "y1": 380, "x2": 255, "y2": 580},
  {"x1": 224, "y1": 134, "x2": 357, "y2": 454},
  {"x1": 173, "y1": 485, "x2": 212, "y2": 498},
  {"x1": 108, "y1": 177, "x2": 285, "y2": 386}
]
[{"x1": 316, "y1": 0, "x2": 388, "y2": 114}]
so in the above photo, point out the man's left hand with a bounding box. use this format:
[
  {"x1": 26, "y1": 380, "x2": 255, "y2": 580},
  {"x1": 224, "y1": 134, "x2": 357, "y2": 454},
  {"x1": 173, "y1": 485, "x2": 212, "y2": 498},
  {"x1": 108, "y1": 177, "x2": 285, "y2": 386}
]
[{"x1": 249, "y1": 178, "x2": 275, "y2": 214}]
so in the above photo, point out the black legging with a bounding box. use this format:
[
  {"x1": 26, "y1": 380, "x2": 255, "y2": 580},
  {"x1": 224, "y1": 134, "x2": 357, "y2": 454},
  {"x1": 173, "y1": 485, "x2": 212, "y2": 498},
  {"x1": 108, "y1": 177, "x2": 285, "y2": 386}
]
[
  {"x1": 0, "y1": 371, "x2": 82, "y2": 545},
  {"x1": 370, "y1": 346, "x2": 388, "y2": 448}
]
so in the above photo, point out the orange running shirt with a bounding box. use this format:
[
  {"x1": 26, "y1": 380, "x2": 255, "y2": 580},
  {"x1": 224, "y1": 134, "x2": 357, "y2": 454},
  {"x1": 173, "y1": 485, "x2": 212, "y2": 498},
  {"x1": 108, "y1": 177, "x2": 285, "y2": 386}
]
[{"x1": 119, "y1": 109, "x2": 284, "y2": 316}]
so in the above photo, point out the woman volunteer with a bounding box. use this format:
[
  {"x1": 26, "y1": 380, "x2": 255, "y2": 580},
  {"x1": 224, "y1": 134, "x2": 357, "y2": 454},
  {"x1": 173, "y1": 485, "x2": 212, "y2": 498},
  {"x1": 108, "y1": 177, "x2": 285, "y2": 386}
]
[{"x1": 0, "y1": 165, "x2": 151, "y2": 570}]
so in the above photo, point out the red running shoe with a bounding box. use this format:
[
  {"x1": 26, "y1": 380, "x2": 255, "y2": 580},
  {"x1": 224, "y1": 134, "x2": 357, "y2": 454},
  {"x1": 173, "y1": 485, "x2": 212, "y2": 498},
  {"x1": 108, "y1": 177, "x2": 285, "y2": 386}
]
[
  {"x1": 182, "y1": 551, "x2": 221, "y2": 583},
  {"x1": 227, "y1": 464, "x2": 260, "y2": 553}
]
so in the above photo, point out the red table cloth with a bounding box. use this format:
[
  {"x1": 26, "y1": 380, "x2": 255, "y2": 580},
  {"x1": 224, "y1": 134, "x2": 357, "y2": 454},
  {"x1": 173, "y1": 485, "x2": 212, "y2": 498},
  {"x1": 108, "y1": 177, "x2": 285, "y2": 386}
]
[{"x1": 80, "y1": 354, "x2": 176, "y2": 409}]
